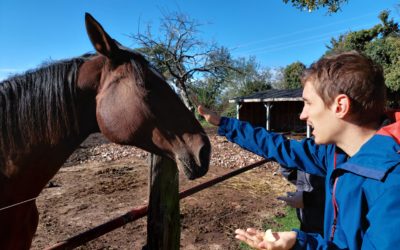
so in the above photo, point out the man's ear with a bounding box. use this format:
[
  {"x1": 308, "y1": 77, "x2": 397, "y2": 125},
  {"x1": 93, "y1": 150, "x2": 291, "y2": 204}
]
[{"x1": 334, "y1": 94, "x2": 350, "y2": 118}]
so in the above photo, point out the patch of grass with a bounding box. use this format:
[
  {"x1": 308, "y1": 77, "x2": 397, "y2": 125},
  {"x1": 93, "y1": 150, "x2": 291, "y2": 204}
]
[
  {"x1": 263, "y1": 206, "x2": 299, "y2": 232},
  {"x1": 239, "y1": 242, "x2": 254, "y2": 250},
  {"x1": 239, "y1": 206, "x2": 299, "y2": 249},
  {"x1": 199, "y1": 118, "x2": 214, "y2": 128}
]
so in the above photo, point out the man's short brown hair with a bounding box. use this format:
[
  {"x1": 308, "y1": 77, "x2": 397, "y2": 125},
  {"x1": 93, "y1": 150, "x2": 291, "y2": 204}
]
[{"x1": 301, "y1": 51, "x2": 386, "y2": 126}]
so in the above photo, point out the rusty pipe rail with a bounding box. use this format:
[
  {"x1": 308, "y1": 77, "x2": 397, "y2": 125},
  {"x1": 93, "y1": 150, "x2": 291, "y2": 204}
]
[{"x1": 45, "y1": 159, "x2": 269, "y2": 250}]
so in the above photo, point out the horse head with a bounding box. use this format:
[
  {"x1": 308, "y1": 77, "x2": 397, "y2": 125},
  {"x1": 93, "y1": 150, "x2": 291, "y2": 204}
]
[{"x1": 78, "y1": 13, "x2": 210, "y2": 180}]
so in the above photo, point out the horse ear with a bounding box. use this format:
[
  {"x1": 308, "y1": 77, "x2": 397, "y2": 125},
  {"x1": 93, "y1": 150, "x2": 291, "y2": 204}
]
[{"x1": 85, "y1": 13, "x2": 120, "y2": 59}]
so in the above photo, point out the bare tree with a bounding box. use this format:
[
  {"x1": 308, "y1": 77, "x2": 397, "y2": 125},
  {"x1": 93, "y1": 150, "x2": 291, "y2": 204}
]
[{"x1": 131, "y1": 11, "x2": 234, "y2": 112}]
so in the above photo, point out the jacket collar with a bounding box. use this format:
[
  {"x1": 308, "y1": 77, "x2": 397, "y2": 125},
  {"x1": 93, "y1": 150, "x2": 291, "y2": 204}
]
[{"x1": 336, "y1": 113, "x2": 400, "y2": 181}]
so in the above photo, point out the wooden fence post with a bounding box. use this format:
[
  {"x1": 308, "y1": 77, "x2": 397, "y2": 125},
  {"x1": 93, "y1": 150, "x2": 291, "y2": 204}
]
[{"x1": 144, "y1": 154, "x2": 180, "y2": 250}]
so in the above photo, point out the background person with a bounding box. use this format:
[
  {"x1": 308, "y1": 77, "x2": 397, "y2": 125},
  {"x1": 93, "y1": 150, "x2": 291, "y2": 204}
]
[{"x1": 277, "y1": 168, "x2": 325, "y2": 235}]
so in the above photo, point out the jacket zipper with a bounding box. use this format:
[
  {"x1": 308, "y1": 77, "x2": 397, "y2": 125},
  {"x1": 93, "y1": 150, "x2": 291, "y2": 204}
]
[{"x1": 330, "y1": 153, "x2": 339, "y2": 241}]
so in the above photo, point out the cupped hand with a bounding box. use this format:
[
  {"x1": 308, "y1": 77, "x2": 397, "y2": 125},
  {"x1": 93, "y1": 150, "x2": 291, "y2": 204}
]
[{"x1": 235, "y1": 228, "x2": 297, "y2": 250}]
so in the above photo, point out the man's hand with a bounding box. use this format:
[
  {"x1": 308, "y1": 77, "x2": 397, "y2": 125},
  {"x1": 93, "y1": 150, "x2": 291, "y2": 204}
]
[
  {"x1": 235, "y1": 228, "x2": 297, "y2": 250},
  {"x1": 197, "y1": 105, "x2": 221, "y2": 126},
  {"x1": 277, "y1": 191, "x2": 304, "y2": 209}
]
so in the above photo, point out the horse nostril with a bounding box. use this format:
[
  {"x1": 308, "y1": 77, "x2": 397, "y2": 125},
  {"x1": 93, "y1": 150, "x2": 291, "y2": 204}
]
[{"x1": 198, "y1": 142, "x2": 211, "y2": 169}]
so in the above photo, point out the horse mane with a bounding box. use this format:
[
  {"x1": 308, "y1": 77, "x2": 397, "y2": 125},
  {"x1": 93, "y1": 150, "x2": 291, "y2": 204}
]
[{"x1": 0, "y1": 57, "x2": 87, "y2": 158}]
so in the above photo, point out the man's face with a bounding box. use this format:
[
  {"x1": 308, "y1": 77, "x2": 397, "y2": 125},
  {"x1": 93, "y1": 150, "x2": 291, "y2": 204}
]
[{"x1": 300, "y1": 81, "x2": 339, "y2": 144}]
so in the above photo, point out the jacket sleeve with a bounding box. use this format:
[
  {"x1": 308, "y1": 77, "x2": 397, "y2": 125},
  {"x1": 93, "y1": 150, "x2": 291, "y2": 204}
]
[
  {"x1": 218, "y1": 117, "x2": 328, "y2": 176},
  {"x1": 293, "y1": 230, "x2": 344, "y2": 250}
]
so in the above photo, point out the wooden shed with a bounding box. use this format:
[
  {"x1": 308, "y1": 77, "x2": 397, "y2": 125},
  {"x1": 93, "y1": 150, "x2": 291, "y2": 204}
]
[{"x1": 229, "y1": 88, "x2": 307, "y2": 133}]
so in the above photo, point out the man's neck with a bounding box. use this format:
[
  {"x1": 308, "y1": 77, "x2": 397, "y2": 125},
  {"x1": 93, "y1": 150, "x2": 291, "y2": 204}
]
[{"x1": 335, "y1": 124, "x2": 378, "y2": 157}]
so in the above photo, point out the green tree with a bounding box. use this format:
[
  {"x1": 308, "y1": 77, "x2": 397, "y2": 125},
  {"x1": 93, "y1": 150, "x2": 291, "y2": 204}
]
[
  {"x1": 282, "y1": 61, "x2": 306, "y2": 89},
  {"x1": 219, "y1": 56, "x2": 273, "y2": 117},
  {"x1": 188, "y1": 47, "x2": 235, "y2": 111},
  {"x1": 365, "y1": 37, "x2": 400, "y2": 107},
  {"x1": 225, "y1": 56, "x2": 273, "y2": 98},
  {"x1": 327, "y1": 11, "x2": 399, "y2": 53},
  {"x1": 282, "y1": 0, "x2": 348, "y2": 13},
  {"x1": 190, "y1": 78, "x2": 222, "y2": 111},
  {"x1": 326, "y1": 10, "x2": 400, "y2": 107}
]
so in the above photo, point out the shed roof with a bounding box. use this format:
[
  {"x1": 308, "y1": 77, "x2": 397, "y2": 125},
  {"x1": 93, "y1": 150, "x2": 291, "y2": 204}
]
[{"x1": 229, "y1": 88, "x2": 303, "y2": 103}]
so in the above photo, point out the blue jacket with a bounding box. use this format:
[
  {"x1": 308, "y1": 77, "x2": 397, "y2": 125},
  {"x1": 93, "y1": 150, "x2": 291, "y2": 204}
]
[{"x1": 218, "y1": 117, "x2": 400, "y2": 250}]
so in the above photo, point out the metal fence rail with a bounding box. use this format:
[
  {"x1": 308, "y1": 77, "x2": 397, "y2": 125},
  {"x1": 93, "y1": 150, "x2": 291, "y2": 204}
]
[{"x1": 45, "y1": 159, "x2": 269, "y2": 250}]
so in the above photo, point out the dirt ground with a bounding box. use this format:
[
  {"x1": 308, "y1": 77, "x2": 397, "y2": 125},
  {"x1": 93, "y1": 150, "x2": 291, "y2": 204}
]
[{"x1": 31, "y1": 128, "x2": 295, "y2": 250}]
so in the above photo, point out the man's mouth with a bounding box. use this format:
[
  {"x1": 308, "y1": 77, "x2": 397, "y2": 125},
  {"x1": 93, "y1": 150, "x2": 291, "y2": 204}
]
[{"x1": 308, "y1": 123, "x2": 314, "y2": 135}]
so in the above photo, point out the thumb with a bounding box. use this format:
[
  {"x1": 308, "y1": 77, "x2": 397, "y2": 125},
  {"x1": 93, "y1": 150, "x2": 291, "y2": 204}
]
[
  {"x1": 197, "y1": 105, "x2": 207, "y2": 116},
  {"x1": 197, "y1": 105, "x2": 220, "y2": 126},
  {"x1": 277, "y1": 196, "x2": 289, "y2": 202},
  {"x1": 287, "y1": 191, "x2": 296, "y2": 197}
]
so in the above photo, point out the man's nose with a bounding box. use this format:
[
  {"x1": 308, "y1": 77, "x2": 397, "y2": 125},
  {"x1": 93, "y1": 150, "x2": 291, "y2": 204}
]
[{"x1": 299, "y1": 109, "x2": 307, "y2": 120}]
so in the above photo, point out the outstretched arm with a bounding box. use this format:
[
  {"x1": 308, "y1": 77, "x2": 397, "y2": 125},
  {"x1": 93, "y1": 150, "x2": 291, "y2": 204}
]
[{"x1": 198, "y1": 105, "x2": 328, "y2": 176}]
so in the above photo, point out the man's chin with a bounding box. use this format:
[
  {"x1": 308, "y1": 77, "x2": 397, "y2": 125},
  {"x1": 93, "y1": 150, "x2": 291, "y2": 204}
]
[
  {"x1": 313, "y1": 137, "x2": 323, "y2": 145},
  {"x1": 314, "y1": 137, "x2": 332, "y2": 145}
]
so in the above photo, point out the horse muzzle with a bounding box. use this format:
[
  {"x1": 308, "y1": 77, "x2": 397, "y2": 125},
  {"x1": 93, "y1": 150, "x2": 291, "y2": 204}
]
[{"x1": 176, "y1": 136, "x2": 211, "y2": 180}]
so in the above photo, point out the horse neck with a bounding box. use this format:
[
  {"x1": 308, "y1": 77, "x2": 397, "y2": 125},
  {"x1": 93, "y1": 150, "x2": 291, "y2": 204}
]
[
  {"x1": 0, "y1": 58, "x2": 99, "y2": 175},
  {"x1": 76, "y1": 55, "x2": 104, "y2": 91}
]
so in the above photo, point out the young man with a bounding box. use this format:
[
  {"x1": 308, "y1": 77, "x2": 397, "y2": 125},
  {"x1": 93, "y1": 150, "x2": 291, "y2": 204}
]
[{"x1": 198, "y1": 51, "x2": 400, "y2": 249}]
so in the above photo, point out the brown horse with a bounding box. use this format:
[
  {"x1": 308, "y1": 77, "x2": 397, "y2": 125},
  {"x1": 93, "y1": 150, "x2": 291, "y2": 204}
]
[{"x1": 0, "y1": 13, "x2": 211, "y2": 249}]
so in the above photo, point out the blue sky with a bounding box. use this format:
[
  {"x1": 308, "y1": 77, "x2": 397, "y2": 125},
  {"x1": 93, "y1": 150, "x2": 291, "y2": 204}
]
[{"x1": 0, "y1": 0, "x2": 399, "y2": 81}]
